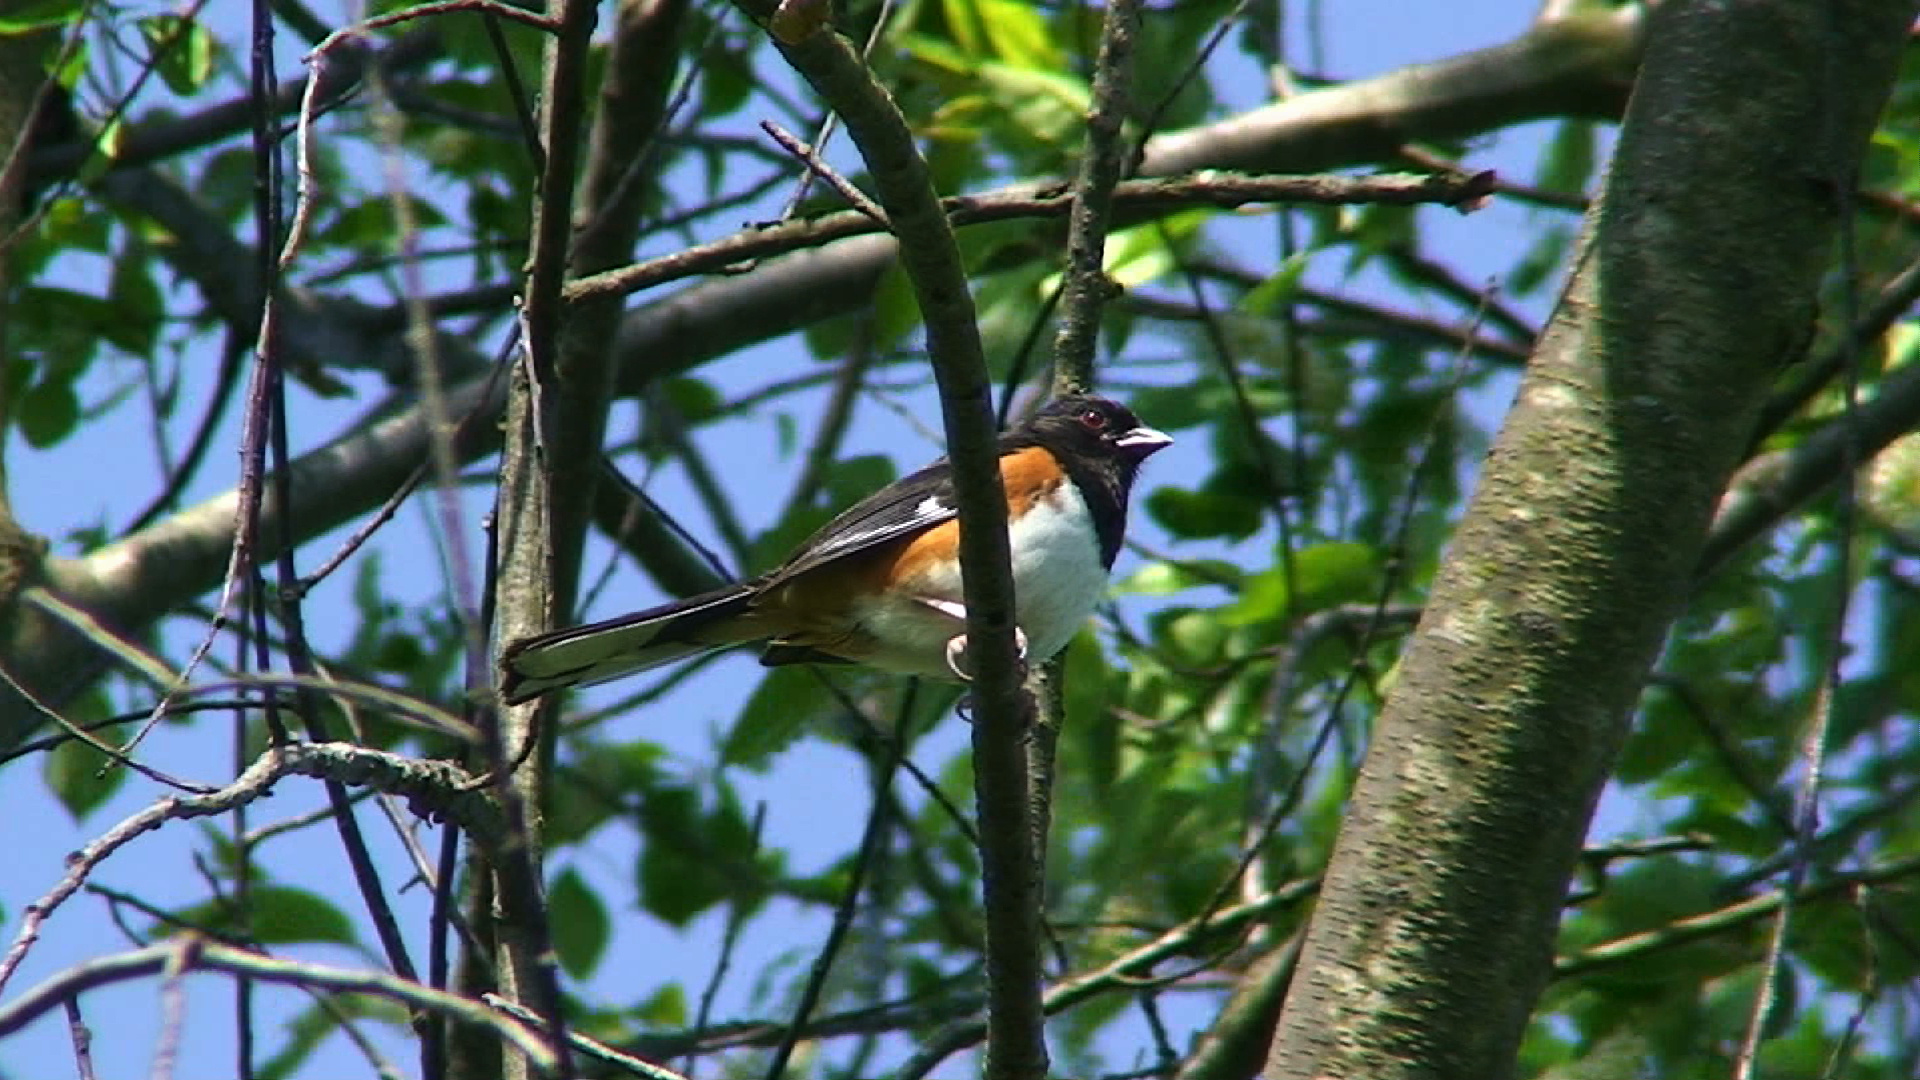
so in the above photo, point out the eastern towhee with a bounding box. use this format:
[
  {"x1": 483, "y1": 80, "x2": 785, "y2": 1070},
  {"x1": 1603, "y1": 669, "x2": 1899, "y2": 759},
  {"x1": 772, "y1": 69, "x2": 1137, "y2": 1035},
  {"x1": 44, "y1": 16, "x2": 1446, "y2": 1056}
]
[{"x1": 500, "y1": 394, "x2": 1170, "y2": 703}]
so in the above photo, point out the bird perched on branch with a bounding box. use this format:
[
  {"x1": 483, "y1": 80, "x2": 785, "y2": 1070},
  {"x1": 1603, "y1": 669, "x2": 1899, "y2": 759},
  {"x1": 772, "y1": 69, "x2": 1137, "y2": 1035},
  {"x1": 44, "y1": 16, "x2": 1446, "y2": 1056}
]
[{"x1": 500, "y1": 394, "x2": 1171, "y2": 703}]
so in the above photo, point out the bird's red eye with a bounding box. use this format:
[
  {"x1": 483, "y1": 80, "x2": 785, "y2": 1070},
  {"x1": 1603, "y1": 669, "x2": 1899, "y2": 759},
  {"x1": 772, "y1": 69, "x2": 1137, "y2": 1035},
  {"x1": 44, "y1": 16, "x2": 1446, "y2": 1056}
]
[{"x1": 1079, "y1": 408, "x2": 1108, "y2": 430}]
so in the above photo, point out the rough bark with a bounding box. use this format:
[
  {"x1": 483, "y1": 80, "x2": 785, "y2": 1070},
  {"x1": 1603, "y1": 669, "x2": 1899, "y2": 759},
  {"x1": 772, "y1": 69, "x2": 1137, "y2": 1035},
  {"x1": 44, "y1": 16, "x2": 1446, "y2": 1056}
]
[{"x1": 1260, "y1": 2, "x2": 1917, "y2": 1077}]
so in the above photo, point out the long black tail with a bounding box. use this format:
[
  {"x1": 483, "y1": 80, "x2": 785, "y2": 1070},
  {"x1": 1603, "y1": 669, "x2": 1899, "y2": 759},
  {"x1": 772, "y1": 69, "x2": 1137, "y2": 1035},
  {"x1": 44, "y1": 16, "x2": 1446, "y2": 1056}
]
[{"x1": 499, "y1": 584, "x2": 760, "y2": 703}]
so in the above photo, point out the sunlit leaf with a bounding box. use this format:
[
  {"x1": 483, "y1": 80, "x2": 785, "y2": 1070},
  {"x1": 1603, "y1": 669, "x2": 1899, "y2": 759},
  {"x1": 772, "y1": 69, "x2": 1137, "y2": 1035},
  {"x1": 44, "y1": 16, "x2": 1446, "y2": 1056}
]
[
  {"x1": 723, "y1": 665, "x2": 834, "y2": 768},
  {"x1": 165, "y1": 886, "x2": 358, "y2": 947},
  {"x1": 549, "y1": 866, "x2": 612, "y2": 978},
  {"x1": 44, "y1": 737, "x2": 124, "y2": 820},
  {"x1": 139, "y1": 15, "x2": 216, "y2": 95}
]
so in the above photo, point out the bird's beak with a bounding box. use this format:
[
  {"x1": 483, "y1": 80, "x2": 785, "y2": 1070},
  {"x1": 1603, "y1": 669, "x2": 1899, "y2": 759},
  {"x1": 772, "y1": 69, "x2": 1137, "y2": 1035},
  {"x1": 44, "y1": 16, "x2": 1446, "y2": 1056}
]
[{"x1": 1115, "y1": 425, "x2": 1173, "y2": 460}]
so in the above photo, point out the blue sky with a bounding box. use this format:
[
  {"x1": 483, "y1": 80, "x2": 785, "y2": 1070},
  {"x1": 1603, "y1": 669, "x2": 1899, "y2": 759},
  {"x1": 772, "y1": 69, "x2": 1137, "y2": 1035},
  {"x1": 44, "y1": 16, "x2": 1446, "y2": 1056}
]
[{"x1": 0, "y1": 2, "x2": 1575, "y2": 1076}]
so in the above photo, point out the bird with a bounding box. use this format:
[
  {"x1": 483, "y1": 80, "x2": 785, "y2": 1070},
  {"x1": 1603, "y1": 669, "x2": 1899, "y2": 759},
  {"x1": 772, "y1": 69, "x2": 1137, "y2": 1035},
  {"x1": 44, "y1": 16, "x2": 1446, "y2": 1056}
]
[{"x1": 499, "y1": 394, "x2": 1171, "y2": 703}]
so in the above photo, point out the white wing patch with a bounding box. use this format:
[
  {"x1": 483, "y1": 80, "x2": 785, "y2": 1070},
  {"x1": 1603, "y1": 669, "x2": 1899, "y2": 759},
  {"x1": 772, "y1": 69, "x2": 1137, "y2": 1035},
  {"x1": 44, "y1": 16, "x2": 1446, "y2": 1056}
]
[{"x1": 800, "y1": 492, "x2": 956, "y2": 567}]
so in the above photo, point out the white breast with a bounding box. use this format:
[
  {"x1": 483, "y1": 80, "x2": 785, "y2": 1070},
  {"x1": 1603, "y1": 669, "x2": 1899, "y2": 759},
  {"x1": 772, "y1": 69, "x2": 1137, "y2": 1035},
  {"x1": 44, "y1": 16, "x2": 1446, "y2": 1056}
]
[
  {"x1": 848, "y1": 482, "x2": 1108, "y2": 676},
  {"x1": 1003, "y1": 480, "x2": 1108, "y2": 661}
]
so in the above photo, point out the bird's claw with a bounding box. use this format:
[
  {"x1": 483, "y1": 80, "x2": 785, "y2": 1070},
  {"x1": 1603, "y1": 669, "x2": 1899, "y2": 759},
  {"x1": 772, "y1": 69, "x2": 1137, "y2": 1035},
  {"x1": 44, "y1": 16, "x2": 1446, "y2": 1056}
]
[{"x1": 943, "y1": 625, "x2": 1029, "y2": 682}]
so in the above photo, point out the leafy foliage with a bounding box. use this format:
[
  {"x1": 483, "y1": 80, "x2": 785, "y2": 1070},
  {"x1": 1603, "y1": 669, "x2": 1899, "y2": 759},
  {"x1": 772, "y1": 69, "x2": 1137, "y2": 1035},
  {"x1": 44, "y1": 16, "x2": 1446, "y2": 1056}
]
[{"x1": 0, "y1": 1, "x2": 1918, "y2": 1079}]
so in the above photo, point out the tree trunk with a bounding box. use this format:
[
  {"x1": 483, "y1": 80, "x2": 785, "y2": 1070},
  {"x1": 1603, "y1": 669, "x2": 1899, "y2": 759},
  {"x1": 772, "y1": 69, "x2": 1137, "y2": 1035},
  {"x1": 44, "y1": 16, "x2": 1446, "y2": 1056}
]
[{"x1": 1262, "y1": 2, "x2": 1917, "y2": 1076}]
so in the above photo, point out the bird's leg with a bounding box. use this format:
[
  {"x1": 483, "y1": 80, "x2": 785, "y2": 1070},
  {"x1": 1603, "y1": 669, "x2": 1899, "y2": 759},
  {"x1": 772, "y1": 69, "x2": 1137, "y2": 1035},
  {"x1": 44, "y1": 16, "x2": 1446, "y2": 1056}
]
[{"x1": 918, "y1": 597, "x2": 1029, "y2": 681}]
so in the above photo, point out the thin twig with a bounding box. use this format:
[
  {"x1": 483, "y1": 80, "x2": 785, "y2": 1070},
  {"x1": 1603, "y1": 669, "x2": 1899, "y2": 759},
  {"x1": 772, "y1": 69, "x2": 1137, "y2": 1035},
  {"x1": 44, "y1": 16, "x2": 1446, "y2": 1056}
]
[
  {"x1": 898, "y1": 881, "x2": 1317, "y2": 1079},
  {"x1": 1556, "y1": 853, "x2": 1920, "y2": 977},
  {"x1": 762, "y1": 743, "x2": 902, "y2": 1080},
  {"x1": 0, "y1": 940, "x2": 559, "y2": 1069},
  {"x1": 484, "y1": 994, "x2": 690, "y2": 1079},
  {"x1": 1050, "y1": 0, "x2": 1141, "y2": 391},
  {"x1": 566, "y1": 170, "x2": 1496, "y2": 305},
  {"x1": 685, "y1": 804, "x2": 766, "y2": 1078},
  {"x1": 0, "y1": 744, "x2": 498, "y2": 996},
  {"x1": 760, "y1": 119, "x2": 888, "y2": 225},
  {"x1": 64, "y1": 999, "x2": 96, "y2": 1080}
]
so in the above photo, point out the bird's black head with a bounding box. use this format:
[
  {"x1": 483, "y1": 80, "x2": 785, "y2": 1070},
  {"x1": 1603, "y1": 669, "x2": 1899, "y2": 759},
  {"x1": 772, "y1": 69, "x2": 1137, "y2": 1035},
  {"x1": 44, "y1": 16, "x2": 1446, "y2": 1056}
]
[
  {"x1": 1020, "y1": 394, "x2": 1171, "y2": 567},
  {"x1": 1026, "y1": 394, "x2": 1173, "y2": 468}
]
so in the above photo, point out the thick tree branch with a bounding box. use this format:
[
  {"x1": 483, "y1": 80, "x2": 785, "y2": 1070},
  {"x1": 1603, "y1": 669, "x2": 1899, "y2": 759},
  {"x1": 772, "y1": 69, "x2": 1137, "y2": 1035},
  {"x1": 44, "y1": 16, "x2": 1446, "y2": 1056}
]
[
  {"x1": 25, "y1": 30, "x2": 443, "y2": 193},
  {"x1": 486, "y1": 0, "x2": 601, "y2": 1071},
  {"x1": 536, "y1": 0, "x2": 692, "y2": 623},
  {"x1": 96, "y1": 166, "x2": 475, "y2": 387},
  {"x1": 1260, "y1": 2, "x2": 1915, "y2": 1077},
  {"x1": 1144, "y1": 5, "x2": 1640, "y2": 177},
  {"x1": 1028, "y1": 0, "x2": 1142, "y2": 1054},
  {"x1": 0, "y1": 13, "x2": 1628, "y2": 747},
  {"x1": 569, "y1": 171, "x2": 1489, "y2": 305},
  {"x1": 735, "y1": 6, "x2": 1041, "y2": 1075}
]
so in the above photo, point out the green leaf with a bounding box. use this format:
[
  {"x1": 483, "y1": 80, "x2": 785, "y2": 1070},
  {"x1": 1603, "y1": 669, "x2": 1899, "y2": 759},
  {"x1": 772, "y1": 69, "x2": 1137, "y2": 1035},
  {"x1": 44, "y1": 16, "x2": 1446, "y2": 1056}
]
[
  {"x1": 1131, "y1": 0, "x2": 1237, "y2": 131},
  {"x1": 106, "y1": 255, "x2": 162, "y2": 356},
  {"x1": 196, "y1": 147, "x2": 262, "y2": 222},
  {"x1": 1146, "y1": 486, "x2": 1262, "y2": 541},
  {"x1": 18, "y1": 284, "x2": 110, "y2": 372},
  {"x1": 18, "y1": 375, "x2": 78, "y2": 447},
  {"x1": 978, "y1": 61, "x2": 1087, "y2": 151},
  {"x1": 39, "y1": 195, "x2": 109, "y2": 255},
  {"x1": 1864, "y1": 431, "x2": 1920, "y2": 541},
  {"x1": 823, "y1": 453, "x2": 898, "y2": 508},
  {"x1": 973, "y1": 261, "x2": 1054, "y2": 361},
  {"x1": 870, "y1": 261, "x2": 922, "y2": 351},
  {"x1": 1236, "y1": 252, "x2": 1311, "y2": 314},
  {"x1": 698, "y1": 34, "x2": 752, "y2": 117},
  {"x1": 257, "y1": 995, "x2": 407, "y2": 1080},
  {"x1": 1066, "y1": 211, "x2": 1205, "y2": 292},
  {"x1": 898, "y1": 29, "x2": 975, "y2": 77},
  {"x1": 1219, "y1": 543, "x2": 1382, "y2": 626},
  {"x1": 0, "y1": 0, "x2": 83, "y2": 31},
  {"x1": 1149, "y1": 607, "x2": 1229, "y2": 666},
  {"x1": 1063, "y1": 632, "x2": 1119, "y2": 795},
  {"x1": 1616, "y1": 686, "x2": 1703, "y2": 785},
  {"x1": 1537, "y1": 119, "x2": 1598, "y2": 195},
  {"x1": 663, "y1": 375, "x2": 725, "y2": 423},
  {"x1": 326, "y1": 194, "x2": 449, "y2": 251},
  {"x1": 632, "y1": 983, "x2": 688, "y2": 1027},
  {"x1": 723, "y1": 665, "x2": 834, "y2": 768},
  {"x1": 551, "y1": 740, "x2": 665, "y2": 846},
  {"x1": 977, "y1": 0, "x2": 1061, "y2": 69},
  {"x1": 167, "y1": 886, "x2": 357, "y2": 946},
  {"x1": 1510, "y1": 221, "x2": 1574, "y2": 296},
  {"x1": 940, "y1": 0, "x2": 986, "y2": 58},
  {"x1": 1129, "y1": 381, "x2": 1289, "y2": 433},
  {"x1": 1098, "y1": 224, "x2": 1176, "y2": 290},
  {"x1": 549, "y1": 867, "x2": 611, "y2": 978},
  {"x1": 139, "y1": 15, "x2": 216, "y2": 95},
  {"x1": 1344, "y1": 204, "x2": 1417, "y2": 270},
  {"x1": 44, "y1": 737, "x2": 125, "y2": 820},
  {"x1": 637, "y1": 784, "x2": 748, "y2": 925},
  {"x1": 1114, "y1": 558, "x2": 1241, "y2": 596}
]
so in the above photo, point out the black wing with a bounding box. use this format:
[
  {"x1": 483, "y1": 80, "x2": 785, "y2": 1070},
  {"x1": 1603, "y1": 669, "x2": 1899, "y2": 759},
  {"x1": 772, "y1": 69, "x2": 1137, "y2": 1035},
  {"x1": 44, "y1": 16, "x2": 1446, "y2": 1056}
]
[{"x1": 770, "y1": 457, "x2": 959, "y2": 581}]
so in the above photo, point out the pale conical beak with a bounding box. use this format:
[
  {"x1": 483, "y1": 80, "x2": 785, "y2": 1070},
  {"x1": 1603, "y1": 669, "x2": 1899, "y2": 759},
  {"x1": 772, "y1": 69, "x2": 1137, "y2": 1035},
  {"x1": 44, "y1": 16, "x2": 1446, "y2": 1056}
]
[{"x1": 1115, "y1": 425, "x2": 1172, "y2": 460}]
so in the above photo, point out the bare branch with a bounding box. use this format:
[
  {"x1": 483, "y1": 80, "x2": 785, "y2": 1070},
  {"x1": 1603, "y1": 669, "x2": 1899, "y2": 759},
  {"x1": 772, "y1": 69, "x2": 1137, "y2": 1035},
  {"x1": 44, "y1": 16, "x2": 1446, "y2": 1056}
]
[
  {"x1": 734, "y1": 6, "x2": 1039, "y2": 1073},
  {"x1": 0, "y1": 744, "x2": 498, "y2": 996},
  {"x1": 0, "y1": 939, "x2": 557, "y2": 1070}
]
